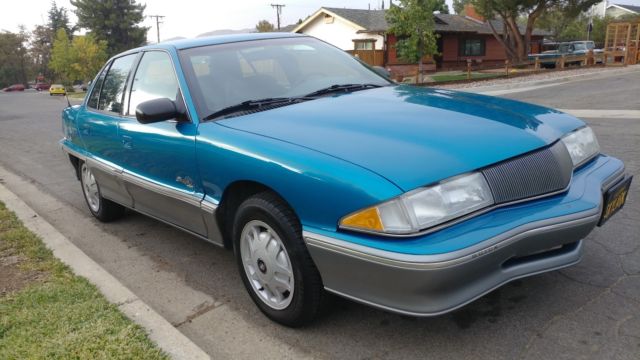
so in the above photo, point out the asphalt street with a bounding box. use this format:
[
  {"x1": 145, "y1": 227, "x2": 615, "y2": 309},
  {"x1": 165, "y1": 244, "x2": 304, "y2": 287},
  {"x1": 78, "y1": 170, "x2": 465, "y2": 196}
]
[{"x1": 0, "y1": 71, "x2": 638, "y2": 359}]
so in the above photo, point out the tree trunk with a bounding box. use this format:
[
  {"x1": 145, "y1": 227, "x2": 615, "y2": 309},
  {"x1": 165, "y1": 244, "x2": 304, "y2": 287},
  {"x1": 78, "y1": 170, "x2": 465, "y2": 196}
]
[
  {"x1": 487, "y1": 20, "x2": 518, "y2": 62},
  {"x1": 505, "y1": 16, "x2": 525, "y2": 63},
  {"x1": 417, "y1": 37, "x2": 424, "y2": 84},
  {"x1": 525, "y1": 4, "x2": 545, "y2": 62}
]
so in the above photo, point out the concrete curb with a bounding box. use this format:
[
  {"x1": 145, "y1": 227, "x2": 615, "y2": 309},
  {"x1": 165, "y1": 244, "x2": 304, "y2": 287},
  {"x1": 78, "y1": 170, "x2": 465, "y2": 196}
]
[
  {"x1": 456, "y1": 65, "x2": 639, "y2": 95},
  {"x1": 0, "y1": 181, "x2": 211, "y2": 360}
]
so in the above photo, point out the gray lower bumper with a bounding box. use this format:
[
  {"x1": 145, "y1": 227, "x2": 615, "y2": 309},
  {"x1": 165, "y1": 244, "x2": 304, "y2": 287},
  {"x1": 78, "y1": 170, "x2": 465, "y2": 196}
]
[{"x1": 304, "y1": 211, "x2": 600, "y2": 316}]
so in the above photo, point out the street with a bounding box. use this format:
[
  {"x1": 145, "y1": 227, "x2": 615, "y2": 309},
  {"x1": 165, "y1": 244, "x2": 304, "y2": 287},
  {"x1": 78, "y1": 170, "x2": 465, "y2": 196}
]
[{"x1": 0, "y1": 71, "x2": 638, "y2": 359}]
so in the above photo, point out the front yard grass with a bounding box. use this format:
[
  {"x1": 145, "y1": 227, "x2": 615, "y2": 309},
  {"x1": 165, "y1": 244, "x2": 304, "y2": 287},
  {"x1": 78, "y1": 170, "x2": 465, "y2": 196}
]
[
  {"x1": 67, "y1": 91, "x2": 86, "y2": 100},
  {"x1": 0, "y1": 202, "x2": 168, "y2": 359}
]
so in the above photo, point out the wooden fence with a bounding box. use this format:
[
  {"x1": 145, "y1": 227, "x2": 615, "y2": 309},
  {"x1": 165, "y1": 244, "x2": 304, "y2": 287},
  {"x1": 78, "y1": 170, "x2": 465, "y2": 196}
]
[
  {"x1": 603, "y1": 22, "x2": 640, "y2": 66},
  {"x1": 529, "y1": 51, "x2": 606, "y2": 70},
  {"x1": 347, "y1": 50, "x2": 385, "y2": 67}
]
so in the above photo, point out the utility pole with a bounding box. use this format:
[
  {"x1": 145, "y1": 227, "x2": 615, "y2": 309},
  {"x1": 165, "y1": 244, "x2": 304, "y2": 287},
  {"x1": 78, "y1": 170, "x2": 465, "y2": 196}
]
[
  {"x1": 271, "y1": 4, "x2": 285, "y2": 30},
  {"x1": 148, "y1": 15, "x2": 165, "y2": 43}
]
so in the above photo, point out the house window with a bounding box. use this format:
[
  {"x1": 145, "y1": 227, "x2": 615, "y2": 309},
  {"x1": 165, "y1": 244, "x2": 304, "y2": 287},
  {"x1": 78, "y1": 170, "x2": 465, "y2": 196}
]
[
  {"x1": 353, "y1": 40, "x2": 375, "y2": 50},
  {"x1": 459, "y1": 39, "x2": 485, "y2": 56}
]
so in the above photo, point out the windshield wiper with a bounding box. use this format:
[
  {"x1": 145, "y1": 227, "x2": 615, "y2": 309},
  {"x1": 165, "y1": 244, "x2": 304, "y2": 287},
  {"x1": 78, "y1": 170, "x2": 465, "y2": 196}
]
[
  {"x1": 304, "y1": 83, "x2": 384, "y2": 98},
  {"x1": 203, "y1": 97, "x2": 311, "y2": 121}
]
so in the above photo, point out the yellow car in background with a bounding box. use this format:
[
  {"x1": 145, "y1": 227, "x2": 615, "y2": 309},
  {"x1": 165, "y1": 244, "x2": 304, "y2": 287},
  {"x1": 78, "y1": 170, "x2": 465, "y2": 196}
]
[{"x1": 49, "y1": 84, "x2": 66, "y2": 96}]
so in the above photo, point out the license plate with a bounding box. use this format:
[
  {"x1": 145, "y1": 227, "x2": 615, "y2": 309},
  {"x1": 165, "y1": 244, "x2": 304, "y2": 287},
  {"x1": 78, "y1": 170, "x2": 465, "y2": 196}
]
[{"x1": 598, "y1": 175, "x2": 633, "y2": 226}]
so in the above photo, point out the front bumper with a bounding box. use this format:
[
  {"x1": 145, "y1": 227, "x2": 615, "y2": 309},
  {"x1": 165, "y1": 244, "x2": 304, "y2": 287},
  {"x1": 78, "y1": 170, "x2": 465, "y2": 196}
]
[{"x1": 304, "y1": 155, "x2": 627, "y2": 316}]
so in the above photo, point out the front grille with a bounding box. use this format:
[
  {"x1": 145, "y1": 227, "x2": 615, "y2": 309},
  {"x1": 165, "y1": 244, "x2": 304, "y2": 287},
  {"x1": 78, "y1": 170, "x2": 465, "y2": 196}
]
[{"x1": 482, "y1": 141, "x2": 573, "y2": 204}]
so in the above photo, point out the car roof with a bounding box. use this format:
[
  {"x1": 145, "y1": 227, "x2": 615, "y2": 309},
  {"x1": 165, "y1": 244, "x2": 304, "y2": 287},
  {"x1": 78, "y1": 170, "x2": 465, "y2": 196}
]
[{"x1": 117, "y1": 32, "x2": 308, "y2": 56}]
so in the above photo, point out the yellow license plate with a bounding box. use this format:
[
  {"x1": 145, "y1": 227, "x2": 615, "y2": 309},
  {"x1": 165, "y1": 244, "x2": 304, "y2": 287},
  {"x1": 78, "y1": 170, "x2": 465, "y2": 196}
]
[{"x1": 598, "y1": 176, "x2": 632, "y2": 226}]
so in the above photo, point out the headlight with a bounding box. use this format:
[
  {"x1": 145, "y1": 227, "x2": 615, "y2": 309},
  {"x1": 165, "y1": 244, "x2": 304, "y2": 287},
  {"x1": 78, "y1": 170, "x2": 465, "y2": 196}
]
[
  {"x1": 340, "y1": 172, "x2": 494, "y2": 235},
  {"x1": 561, "y1": 126, "x2": 599, "y2": 168}
]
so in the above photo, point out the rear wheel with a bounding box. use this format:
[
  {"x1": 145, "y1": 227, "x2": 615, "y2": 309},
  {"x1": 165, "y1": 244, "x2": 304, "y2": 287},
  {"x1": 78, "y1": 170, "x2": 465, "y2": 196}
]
[
  {"x1": 79, "y1": 162, "x2": 125, "y2": 222},
  {"x1": 233, "y1": 192, "x2": 324, "y2": 327}
]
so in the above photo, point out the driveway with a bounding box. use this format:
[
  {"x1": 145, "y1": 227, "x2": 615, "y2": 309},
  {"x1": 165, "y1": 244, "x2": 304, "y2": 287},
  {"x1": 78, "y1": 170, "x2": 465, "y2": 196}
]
[{"x1": 0, "y1": 71, "x2": 638, "y2": 359}]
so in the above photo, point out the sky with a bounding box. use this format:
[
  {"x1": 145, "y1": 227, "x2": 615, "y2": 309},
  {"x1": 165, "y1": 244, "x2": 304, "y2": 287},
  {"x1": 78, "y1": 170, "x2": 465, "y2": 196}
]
[
  {"x1": 2, "y1": 0, "x2": 639, "y2": 42},
  {"x1": 3, "y1": 0, "x2": 449, "y2": 41}
]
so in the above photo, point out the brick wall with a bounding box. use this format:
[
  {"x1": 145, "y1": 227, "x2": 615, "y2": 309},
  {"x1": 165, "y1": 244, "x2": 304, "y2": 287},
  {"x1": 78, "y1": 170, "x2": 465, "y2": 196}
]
[{"x1": 386, "y1": 33, "x2": 545, "y2": 70}]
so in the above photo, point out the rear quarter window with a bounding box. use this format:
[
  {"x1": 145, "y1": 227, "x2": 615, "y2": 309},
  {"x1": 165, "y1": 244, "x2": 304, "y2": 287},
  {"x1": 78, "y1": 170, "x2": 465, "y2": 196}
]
[{"x1": 87, "y1": 65, "x2": 109, "y2": 109}]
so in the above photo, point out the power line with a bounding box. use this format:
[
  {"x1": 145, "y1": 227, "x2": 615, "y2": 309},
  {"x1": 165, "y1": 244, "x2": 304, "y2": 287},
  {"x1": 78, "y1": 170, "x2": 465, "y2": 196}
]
[
  {"x1": 271, "y1": 4, "x2": 285, "y2": 30},
  {"x1": 148, "y1": 15, "x2": 165, "y2": 43}
]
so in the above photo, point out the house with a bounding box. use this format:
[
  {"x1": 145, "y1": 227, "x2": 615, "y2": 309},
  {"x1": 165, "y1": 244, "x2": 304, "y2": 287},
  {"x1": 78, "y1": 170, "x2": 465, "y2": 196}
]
[
  {"x1": 591, "y1": 1, "x2": 640, "y2": 17},
  {"x1": 292, "y1": 6, "x2": 548, "y2": 74},
  {"x1": 606, "y1": 3, "x2": 640, "y2": 17}
]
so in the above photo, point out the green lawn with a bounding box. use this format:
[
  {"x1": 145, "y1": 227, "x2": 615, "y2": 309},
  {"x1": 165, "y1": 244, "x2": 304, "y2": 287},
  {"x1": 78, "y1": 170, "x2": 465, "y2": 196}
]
[
  {"x1": 431, "y1": 72, "x2": 504, "y2": 83},
  {"x1": 67, "y1": 91, "x2": 86, "y2": 100},
  {"x1": 0, "y1": 202, "x2": 168, "y2": 359}
]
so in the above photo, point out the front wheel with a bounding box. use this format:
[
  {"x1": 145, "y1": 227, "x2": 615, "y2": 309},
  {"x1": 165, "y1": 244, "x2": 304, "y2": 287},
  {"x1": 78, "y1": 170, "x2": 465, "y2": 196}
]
[
  {"x1": 233, "y1": 192, "x2": 324, "y2": 327},
  {"x1": 79, "y1": 162, "x2": 125, "y2": 222}
]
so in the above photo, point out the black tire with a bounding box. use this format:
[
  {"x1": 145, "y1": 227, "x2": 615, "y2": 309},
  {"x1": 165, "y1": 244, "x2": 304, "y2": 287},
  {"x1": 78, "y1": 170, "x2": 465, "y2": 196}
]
[
  {"x1": 79, "y1": 161, "x2": 125, "y2": 222},
  {"x1": 233, "y1": 191, "x2": 324, "y2": 327}
]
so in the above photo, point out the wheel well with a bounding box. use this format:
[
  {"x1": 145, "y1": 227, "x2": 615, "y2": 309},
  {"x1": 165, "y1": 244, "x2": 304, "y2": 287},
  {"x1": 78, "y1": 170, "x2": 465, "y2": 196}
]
[
  {"x1": 68, "y1": 154, "x2": 81, "y2": 181},
  {"x1": 216, "y1": 181, "x2": 295, "y2": 249}
]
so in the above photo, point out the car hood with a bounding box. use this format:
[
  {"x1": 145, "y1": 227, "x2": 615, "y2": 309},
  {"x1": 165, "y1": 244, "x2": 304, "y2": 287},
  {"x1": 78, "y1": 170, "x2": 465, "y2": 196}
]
[{"x1": 217, "y1": 85, "x2": 584, "y2": 191}]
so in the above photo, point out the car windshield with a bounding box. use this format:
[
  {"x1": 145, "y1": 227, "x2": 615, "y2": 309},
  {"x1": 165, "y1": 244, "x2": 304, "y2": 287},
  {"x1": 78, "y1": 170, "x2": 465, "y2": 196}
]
[
  {"x1": 179, "y1": 37, "x2": 390, "y2": 120},
  {"x1": 573, "y1": 43, "x2": 587, "y2": 51}
]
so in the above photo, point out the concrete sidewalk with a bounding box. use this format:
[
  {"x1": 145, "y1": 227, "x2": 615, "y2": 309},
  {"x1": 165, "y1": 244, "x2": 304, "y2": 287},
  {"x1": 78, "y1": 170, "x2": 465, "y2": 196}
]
[{"x1": 446, "y1": 65, "x2": 639, "y2": 95}]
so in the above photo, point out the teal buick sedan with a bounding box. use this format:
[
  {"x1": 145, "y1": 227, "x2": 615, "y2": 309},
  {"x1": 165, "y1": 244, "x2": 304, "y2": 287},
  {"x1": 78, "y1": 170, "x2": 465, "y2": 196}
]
[{"x1": 60, "y1": 33, "x2": 632, "y2": 326}]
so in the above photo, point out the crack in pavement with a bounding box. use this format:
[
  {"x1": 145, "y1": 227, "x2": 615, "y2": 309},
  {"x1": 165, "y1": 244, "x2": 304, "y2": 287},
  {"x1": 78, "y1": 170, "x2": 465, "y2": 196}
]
[
  {"x1": 173, "y1": 301, "x2": 222, "y2": 328},
  {"x1": 517, "y1": 276, "x2": 627, "y2": 359}
]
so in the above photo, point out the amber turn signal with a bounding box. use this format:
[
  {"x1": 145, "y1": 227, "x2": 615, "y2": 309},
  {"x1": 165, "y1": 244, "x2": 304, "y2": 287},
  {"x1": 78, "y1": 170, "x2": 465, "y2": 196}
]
[{"x1": 340, "y1": 207, "x2": 384, "y2": 232}]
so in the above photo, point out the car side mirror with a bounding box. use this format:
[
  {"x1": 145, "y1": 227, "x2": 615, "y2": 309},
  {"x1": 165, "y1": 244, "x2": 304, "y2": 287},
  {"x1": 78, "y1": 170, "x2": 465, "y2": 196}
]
[
  {"x1": 372, "y1": 66, "x2": 391, "y2": 79},
  {"x1": 135, "y1": 98, "x2": 185, "y2": 124}
]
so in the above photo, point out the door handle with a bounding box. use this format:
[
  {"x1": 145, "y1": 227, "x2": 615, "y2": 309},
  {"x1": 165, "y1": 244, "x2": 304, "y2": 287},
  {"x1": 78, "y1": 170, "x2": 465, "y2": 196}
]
[{"x1": 122, "y1": 135, "x2": 133, "y2": 149}]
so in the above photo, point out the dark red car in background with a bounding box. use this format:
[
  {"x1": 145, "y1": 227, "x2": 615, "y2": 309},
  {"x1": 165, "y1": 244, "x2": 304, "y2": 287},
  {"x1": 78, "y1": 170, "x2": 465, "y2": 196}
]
[
  {"x1": 2, "y1": 84, "x2": 25, "y2": 92},
  {"x1": 34, "y1": 83, "x2": 50, "y2": 91}
]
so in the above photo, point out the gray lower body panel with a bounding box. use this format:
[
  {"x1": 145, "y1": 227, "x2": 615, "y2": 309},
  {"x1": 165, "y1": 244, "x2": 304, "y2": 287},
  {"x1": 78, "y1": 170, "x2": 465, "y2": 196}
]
[{"x1": 304, "y1": 212, "x2": 598, "y2": 316}]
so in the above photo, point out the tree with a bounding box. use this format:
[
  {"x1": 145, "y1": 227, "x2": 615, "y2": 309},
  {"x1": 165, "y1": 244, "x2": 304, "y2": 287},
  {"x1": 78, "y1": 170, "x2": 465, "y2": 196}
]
[
  {"x1": 49, "y1": 28, "x2": 73, "y2": 84},
  {"x1": 434, "y1": 0, "x2": 450, "y2": 13},
  {"x1": 256, "y1": 20, "x2": 275, "y2": 32},
  {"x1": 386, "y1": 0, "x2": 439, "y2": 83},
  {"x1": 30, "y1": 25, "x2": 53, "y2": 80},
  {"x1": 28, "y1": 2, "x2": 75, "y2": 82},
  {"x1": 48, "y1": 1, "x2": 74, "y2": 37},
  {"x1": 70, "y1": 0, "x2": 148, "y2": 57},
  {"x1": 452, "y1": 0, "x2": 472, "y2": 14},
  {"x1": 70, "y1": 35, "x2": 108, "y2": 83},
  {"x1": 472, "y1": 0, "x2": 600, "y2": 63},
  {"x1": 0, "y1": 30, "x2": 30, "y2": 87},
  {"x1": 591, "y1": 15, "x2": 614, "y2": 46},
  {"x1": 50, "y1": 28, "x2": 107, "y2": 84}
]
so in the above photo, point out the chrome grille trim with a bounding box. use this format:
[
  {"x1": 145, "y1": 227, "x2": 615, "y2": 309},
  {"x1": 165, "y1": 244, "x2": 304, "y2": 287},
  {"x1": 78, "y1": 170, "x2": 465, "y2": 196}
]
[{"x1": 482, "y1": 141, "x2": 573, "y2": 204}]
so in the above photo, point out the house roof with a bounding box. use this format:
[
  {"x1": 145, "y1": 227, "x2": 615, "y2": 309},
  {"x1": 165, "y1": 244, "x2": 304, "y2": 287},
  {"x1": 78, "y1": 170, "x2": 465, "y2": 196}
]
[
  {"x1": 322, "y1": 7, "x2": 388, "y2": 32},
  {"x1": 609, "y1": 3, "x2": 640, "y2": 14},
  {"x1": 294, "y1": 7, "x2": 550, "y2": 36}
]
